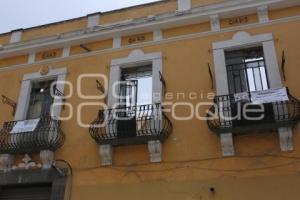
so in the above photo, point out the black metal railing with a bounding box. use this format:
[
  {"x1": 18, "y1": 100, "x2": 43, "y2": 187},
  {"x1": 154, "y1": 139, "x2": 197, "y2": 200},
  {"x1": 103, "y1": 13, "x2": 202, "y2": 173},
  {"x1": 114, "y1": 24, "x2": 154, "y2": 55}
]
[
  {"x1": 89, "y1": 104, "x2": 172, "y2": 146},
  {"x1": 0, "y1": 116, "x2": 65, "y2": 154},
  {"x1": 207, "y1": 91, "x2": 300, "y2": 134}
]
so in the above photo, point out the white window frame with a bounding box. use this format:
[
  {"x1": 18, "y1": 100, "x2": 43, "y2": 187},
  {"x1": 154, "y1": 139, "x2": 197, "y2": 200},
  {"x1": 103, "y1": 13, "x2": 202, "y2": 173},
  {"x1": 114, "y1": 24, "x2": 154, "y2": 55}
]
[
  {"x1": 14, "y1": 67, "x2": 67, "y2": 121},
  {"x1": 212, "y1": 31, "x2": 292, "y2": 153},
  {"x1": 212, "y1": 31, "x2": 282, "y2": 95},
  {"x1": 108, "y1": 49, "x2": 163, "y2": 108}
]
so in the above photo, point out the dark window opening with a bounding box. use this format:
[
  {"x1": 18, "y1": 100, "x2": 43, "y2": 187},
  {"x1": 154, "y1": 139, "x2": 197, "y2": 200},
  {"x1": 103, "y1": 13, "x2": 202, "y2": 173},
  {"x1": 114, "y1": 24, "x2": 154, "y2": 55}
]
[
  {"x1": 117, "y1": 65, "x2": 153, "y2": 139},
  {"x1": 225, "y1": 47, "x2": 274, "y2": 126},
  {"x1": 225, "y1": 46, "x2": 269, "y2": 94},
  {"x1": 120, "y1": 65, "x2": 153, "y2": 107},
  {"x1": 0, "y1": 183, "x2": 52, "y2": 200},
  {"x1": 27, "y1": 80, "x2": 55, "y2": 119}
]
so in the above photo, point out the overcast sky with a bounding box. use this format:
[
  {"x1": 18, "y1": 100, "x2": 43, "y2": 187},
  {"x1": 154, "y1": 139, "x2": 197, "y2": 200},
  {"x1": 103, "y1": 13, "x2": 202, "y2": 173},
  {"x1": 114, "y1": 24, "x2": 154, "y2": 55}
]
[{"x1": 0, "y1": 0, "x2": 159, "y2": 34}]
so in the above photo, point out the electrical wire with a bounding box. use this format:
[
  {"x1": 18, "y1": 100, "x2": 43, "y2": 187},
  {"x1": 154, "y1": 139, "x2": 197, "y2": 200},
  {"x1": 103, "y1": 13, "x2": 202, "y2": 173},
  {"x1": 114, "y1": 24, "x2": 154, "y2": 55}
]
[{"x1": 71, "y1": 153, "x2": 300, "y2": 173}]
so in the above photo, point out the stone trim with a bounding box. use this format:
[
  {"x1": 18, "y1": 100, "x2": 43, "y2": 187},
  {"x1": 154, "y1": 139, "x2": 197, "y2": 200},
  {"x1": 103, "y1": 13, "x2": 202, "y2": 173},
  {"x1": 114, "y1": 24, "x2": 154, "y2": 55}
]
[
  {"x1": 0, "y1": 168, "x2": 67, "y2": 200},
  {"x1": 1, "y1": 14, "x2": 300, "y2": 74},
  {"x1": 177, "y1": 0, "x2": 191, "y2": 11},
  {"x1": 210, "y1": 15, "x2": 220, "y2": 32},
  {"x1": 87, "y1": 14, "x2": 100, "y2": 28},
  {"x1": 10, "y1": 30, "x2": 23, "y2": 43},
  {"x1": 99, "y1": 145, "x2": 113, "y2": 166},
  {"x1": 212, "y1": 31, "x2": 293, "y2": 153},
  {"x1": 0, "y1": 154, "x2": 14, "y2": 172},
  {"x1": 153, "y1": 29, "x2": 163, "y2": 41},
  {"x1": 108, "y1": 49, "x2": 163, "y2": 107},
  {"x1": 40, "y1": 150, "x2": 54, "y2": 169},
  {"x1": 28, "y1": 52, "x2": 36, "y2": 64},
  {"x1": 62, "y1": 46, "x2": 70, "y2": 58},
  {"x1": 258, "y1": 5, "x2": 269, "y2": 23},
  {"x1": 1, "y1": 0, "x2": 298, "y2": 59},
  {"x1": 148, "y1": 140, "x2": 162, "y2": 162},
  {"x1": 113, "y1": 36, "x2": 121, "y2": 49},
  {"x1": 15, "y1": 67, "x2": 67, "y2": 121},
  {"x1": 220, "y1": 133, "x2": 235, "y2": 157}
]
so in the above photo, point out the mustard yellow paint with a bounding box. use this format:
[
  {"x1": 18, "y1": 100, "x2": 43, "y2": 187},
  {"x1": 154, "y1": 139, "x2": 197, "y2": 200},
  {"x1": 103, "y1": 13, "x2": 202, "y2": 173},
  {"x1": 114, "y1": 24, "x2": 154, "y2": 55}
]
[
  {"x1": 22, "y1": 18, "x2": 87, "y2": 41},
  {"x1": 35, "y1": 48, "x2": 63, "y2": 62},
  {"x1": 100, "y1": 1, "x2": 177, "y2": 25},
  {"x1": 0, "y1": 3, "x2": 299, "y2": 200},
  {"x1": 70, "y1": 39, "x2": 113, "y2": 55},
  {"x1": 191, "y1": 0, "x2": 224, "y2": 7},
  {"x1": 121, "y1": 32, "x2": 153, "y2": 46},
  {"x1": 220, "y1": 14, "x2": 259, "y2": 29},
  {"x1": 0, "y1": 55, "x2": 28, "y2": 68},
  {"x1": 269, "y1": 5, "x2": 300, "y2": 20},
  {"x1": 0, "y1": 33, "x2": 10, "y2": 45},
  {"x1": 163, "y1": 22, "x2": 211, "y2": 38}
]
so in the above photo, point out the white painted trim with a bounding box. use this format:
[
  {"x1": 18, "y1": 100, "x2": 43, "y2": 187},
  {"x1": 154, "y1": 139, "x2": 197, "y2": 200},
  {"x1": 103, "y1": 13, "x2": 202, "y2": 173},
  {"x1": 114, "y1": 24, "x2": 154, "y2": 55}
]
[
  {"x1": 153, "y1": 29, "x2": 163, "y2": 41},
  {"x1": 220, "y1": 133, "x2": 235, "y2": 157},
  {"x1": 258, "y1": 5, "x2": 269, "y2": 23},
  {"x1": 28, "y1": 52, "x2": 36, "y2": 64},
  {"x1": 213, "y1": 49, "x2": 228, "y2": 95},
  {"x1": 212, "y1": 31, "x2": 282, "y2": 97},
  {"x1": 62, "y1": 46, "x2": 70, "y2": 58},
  {"x1": 10, "y1": 30, "x2": 23, "y2": 43},
  {"x1": 212, "y1": 31, "x2": 294, "y2": 154},
  {"x1": 213, "y1": 32, "x2": 273, "y2": 50},
  {"x1": 177, "y1": 0, "x2": 191, "y2": 11},
  {"x1": 14, "y1": 67, "x2": 67, "y2": 121},
  {"x1": 87, "y1": 14, "x2": 100, "y2": 28},
  {"x1": 148, "y1": 140, "x2": 162, "y2": 163},
  {"x1": 1, "y1": 14, "x2": 300, "y2": 74},
  {"x1": 210, "y1": 15, "x2": 220, "y2": 32},
  {"x1": 1, "y1": 0, "x2": 299, "y2": 59},
  {"x1": 212, "y1": 33, "x2": 277, "y2": 94},
  {"x1": 262, "y1": 40, "x2": 282, "y2": 88},
  {"x1": 278, "y1": 127, "x2": 294, "y2": 152},
  {"x1": 108, "y1": 49, "x2": 163, "y2": 107},
  {"x1": 113, "y1": 36, "x2": 121, "y2": 49},
  {"x1": 213, "y1": 32, "x2": 282, "y2": 92},
  {"x1": 99, "y1": 145, "x2": 113, "y2": 166}
]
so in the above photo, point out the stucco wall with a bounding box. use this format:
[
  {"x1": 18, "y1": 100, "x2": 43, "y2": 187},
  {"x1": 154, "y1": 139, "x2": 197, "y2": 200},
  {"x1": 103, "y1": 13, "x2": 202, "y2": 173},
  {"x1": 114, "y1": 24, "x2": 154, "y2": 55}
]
[{"x1": 0, "y1": 3, "x2": 299, "y2": 200}]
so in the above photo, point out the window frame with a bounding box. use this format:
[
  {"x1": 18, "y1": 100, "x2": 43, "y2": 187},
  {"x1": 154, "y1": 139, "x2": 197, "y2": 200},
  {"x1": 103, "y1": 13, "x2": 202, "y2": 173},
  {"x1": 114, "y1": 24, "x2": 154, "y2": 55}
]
[
  {"x1": 108, "y1": 50, "x2": 163, "y2": 108},
  {"x1": 14, "y1": 68, "x2": 67, "y2": 121},
  {"x1": 212, "y1": 32, "x2": 282, "y2": 96},
  {"x1": 0, "y1": 169, "x2": 66, "y2": 200},
  {"x1": 224, "y1": 46, "x2": 270, "y2": 94}
]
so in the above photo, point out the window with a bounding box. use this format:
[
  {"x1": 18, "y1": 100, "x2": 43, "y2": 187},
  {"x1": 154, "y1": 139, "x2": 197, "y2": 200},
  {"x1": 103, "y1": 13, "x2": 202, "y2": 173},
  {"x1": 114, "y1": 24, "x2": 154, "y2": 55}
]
[
  {"x1": 117, "y1": 65, "x2": 153, "y2": 138},
  {"x1": 225, "y1": 47, "x2": 274, "y2": 126},
  {"x1": 225, "y1": 46, "x2": 269, "y2": 94},
  {"x1": 119, "y1": 65, "x2": 153, "y2": 107},
  {"x1": 26, "y1": 80, "x2": 55, "y2": 119}
]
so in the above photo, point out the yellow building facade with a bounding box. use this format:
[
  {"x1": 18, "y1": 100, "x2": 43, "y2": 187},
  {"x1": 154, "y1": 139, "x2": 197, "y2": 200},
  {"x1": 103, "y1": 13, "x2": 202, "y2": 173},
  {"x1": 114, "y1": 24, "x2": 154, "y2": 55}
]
[{"x1": 0, "y1": 0, "x2": 300, "y2": 199}]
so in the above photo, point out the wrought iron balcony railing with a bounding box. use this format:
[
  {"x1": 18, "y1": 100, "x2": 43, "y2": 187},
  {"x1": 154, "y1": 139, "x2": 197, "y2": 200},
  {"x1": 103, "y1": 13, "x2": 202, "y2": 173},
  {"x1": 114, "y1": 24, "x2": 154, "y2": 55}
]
[
  {"x1": 0, "y1": 116, "x2": 65, "y2": 154},
  {"x1": 89, "y1": 104, "x2": 172, "y2": 146},
  {"x1": 207, "y1": 90, "x2": 300, "y2": 134}
]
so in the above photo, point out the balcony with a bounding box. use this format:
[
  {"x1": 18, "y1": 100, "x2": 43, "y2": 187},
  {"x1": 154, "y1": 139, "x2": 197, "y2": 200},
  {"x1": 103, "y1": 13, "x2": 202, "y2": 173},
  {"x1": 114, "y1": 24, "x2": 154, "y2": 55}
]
[
  {"x1": 0, "y1": 116, "x2": 65, "y2": 154},
  {"x1": 89, "y1": 104, "x2": 172, "y2": 146},
  {"x1": 207, "y1": 89, "x2": 300, "y2": 134}
]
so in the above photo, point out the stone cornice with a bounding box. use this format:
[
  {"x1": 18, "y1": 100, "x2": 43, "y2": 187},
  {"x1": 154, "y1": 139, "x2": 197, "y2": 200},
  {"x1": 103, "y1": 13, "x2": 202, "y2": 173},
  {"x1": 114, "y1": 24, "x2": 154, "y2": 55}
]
[{"x1": 0, "y1": 0, "x2": 299, "y2": 59}]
